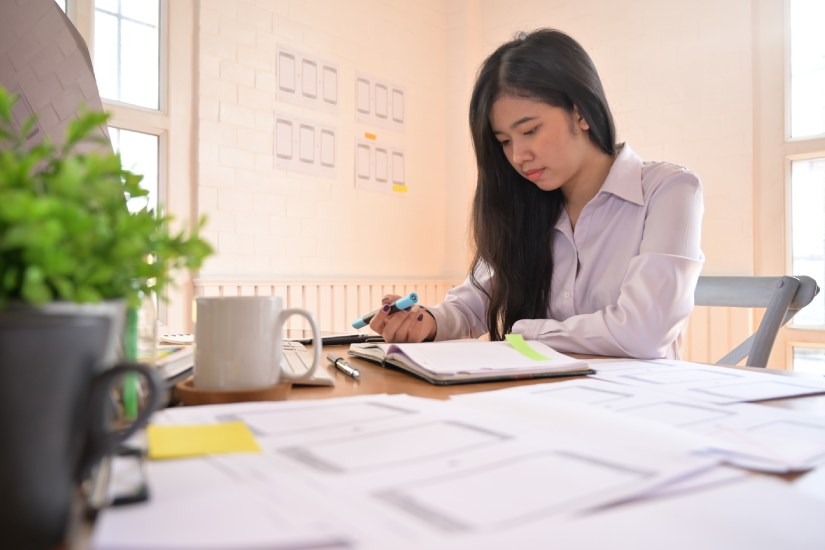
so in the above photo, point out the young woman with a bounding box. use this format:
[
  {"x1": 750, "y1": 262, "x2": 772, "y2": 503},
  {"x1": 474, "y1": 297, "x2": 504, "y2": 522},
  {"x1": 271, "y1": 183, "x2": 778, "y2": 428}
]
[{"x1": 370, "y1": 28, "x2": 704, "y2": 359}]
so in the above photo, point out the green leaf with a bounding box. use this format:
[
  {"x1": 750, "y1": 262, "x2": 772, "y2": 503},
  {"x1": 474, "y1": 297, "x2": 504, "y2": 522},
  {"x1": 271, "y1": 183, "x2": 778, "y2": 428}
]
[
  {"x1": 2, "y1": 265, "x2": 21, "y2": 292},
  {"x1": 21, "y1": 265, "x2": 52, "y2": 304},
  {"x1": 50, "y1": 275, "x2": 75, "y2": 301},
  {"x1": 63, "y1": 110, "x2": 109, "y2": 151}
]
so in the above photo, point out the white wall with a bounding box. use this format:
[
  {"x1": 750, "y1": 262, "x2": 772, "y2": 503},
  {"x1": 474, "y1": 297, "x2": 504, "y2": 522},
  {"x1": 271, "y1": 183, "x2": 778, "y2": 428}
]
[
  {"x1": 196, "y1": 0, "x2": 757, "y2": 283},
  {"x1": 196, "y1": 0, "x2": 454, "y2": 280},
  {"x1": 476, "y1": 0, "x2": 755, "y2": 275}
]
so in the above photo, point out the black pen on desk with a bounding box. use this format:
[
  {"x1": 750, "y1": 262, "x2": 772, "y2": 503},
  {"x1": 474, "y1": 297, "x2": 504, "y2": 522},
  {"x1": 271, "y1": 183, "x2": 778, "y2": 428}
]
[
  {"x1": 351, "y1": 292, "x2": 418, "y2": 328},
  {"x1": 327, "y1": 352, "x2": 361, "y2": 379}
]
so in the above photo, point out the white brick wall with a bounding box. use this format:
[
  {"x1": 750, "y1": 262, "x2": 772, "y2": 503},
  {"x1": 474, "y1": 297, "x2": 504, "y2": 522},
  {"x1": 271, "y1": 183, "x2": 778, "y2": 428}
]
[
  {"x1": 197, "y1": 0, "x2": 755, "y2": 281},
  {"x1": 197, "y1": 0, "x2": 450, "y2": 280}
]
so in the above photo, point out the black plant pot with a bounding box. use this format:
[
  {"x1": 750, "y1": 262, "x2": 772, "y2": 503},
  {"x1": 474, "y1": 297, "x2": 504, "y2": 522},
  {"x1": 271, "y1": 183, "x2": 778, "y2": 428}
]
[{"x1": 0, "y1": 306, "x2": 162, "y2": 549}]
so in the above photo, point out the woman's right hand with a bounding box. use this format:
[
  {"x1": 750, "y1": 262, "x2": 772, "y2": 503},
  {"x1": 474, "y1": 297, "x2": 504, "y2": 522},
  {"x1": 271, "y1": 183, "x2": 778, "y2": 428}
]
[{"x1": 369, "y1": 294, "x2": 436, "y2": 343}]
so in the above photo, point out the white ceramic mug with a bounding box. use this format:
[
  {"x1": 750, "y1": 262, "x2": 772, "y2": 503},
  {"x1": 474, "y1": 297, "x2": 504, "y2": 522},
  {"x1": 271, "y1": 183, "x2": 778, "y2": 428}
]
[{"x1": 194, "y1": 296, "x2": 321, "y2": 390}]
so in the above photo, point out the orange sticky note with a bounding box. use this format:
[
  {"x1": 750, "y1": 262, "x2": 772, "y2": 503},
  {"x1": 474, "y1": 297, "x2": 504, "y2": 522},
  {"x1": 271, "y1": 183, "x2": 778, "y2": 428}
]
[{"x1": 147, "y1": 421, "x2": 261, "y2": 460}]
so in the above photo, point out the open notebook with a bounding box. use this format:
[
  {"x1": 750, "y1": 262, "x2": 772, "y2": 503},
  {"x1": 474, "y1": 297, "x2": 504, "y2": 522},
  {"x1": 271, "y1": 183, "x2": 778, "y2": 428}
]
[{"x1": 349, "y1": 335, "x2": 594, "y2": 385}]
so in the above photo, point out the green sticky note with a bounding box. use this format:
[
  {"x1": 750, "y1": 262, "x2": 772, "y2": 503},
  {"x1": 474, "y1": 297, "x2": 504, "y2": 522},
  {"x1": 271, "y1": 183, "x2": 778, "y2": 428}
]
[
  {"x1": 147, "y1": 421, "x2": 261, "y2": 460},
  {"x1": 505, "y1": 333, "x2": 551, "y2": 361}
]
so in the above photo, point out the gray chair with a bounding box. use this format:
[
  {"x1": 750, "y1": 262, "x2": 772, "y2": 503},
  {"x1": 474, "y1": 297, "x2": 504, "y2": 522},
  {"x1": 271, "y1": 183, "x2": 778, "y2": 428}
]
[{"x1": 693, "y1": 275, "x2": 820, "y2": 368}]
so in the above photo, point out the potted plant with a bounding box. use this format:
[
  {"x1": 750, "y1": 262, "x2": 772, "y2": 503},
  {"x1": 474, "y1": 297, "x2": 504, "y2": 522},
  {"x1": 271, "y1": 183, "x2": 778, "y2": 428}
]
[
  {"x1": 0, "y1": 83, "x2": 213, "y2": 548},
  {"x1": 0, "y1": 85, "x2": 212, "y2": 310}
]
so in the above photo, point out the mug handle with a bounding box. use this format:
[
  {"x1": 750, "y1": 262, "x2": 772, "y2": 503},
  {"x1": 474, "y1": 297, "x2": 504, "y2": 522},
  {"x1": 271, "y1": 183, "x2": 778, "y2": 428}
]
[
  {"x1": 82, "y1": 363, "x2": 163, "y2": 473},
  {"x1": 278, "y1": 309, "x2": 321, "y2": 383}
]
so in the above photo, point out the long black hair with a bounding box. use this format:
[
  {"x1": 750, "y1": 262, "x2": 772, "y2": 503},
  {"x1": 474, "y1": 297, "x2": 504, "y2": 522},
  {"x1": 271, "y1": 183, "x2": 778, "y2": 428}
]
[{"x1": 468, "y1": 28, "x2": 617, "y2": 340}]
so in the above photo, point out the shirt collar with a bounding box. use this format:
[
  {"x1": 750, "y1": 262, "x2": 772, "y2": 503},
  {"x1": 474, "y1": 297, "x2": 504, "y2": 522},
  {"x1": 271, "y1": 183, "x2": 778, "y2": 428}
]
[
  {"x1": 597, "y1": 143, "x2": 645, "y2": 206},
  {"x1": 553, "y1": 143, "x2": 645, "y2": 232}
]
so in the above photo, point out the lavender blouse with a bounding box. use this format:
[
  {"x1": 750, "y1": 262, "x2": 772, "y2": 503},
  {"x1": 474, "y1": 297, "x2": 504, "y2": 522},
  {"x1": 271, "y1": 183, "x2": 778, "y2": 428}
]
[{"x1": 428, "y1": 144, "x2": 705, "y2": 359}]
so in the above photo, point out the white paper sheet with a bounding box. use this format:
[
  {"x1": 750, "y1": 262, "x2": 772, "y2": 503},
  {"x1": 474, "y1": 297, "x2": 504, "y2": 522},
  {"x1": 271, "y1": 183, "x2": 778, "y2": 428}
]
[
  {"x1": 91, "y1": 458, "x2": 351, "y2": 550},
  {"x1": 457, "y1": 377, "x2": 825, "y2": 472},
  {"x1": 92, "y1": 393, "x2": 719, "y2": 550},
  {"x1": 590, "y1": 358, "x2": 825, "y2": 403},
  {"x1": 428, "y1": 475, "x2": 825, "y2": 550}
]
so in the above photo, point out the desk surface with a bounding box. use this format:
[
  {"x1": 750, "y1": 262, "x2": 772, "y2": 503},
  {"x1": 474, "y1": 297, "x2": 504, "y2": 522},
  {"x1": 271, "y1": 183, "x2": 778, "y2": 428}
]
[
  {"x1": 293, "y1": 345, "x2": 825, "y2": 412},
  {"x1": 291, "y1": 344, "x2": 594, "y2": 400}
]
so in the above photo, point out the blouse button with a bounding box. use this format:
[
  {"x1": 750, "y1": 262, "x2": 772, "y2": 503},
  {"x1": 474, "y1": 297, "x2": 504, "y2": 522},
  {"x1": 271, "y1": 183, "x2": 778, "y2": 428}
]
[{"x1": 563, "y1": 291, "x2": 571, "y2": 299}]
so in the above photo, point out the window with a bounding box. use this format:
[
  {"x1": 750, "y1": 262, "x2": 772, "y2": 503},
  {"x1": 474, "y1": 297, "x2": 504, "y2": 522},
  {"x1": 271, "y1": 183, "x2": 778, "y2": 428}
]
[
  {"x1": 788, "y1": 0, "x2": 825, "y2": 334},
  {"x1": 756, "y1": 0, "x2": 825, "y2": 371},
  {"x1": 61, "y1": 0, "x2": 197, "y2": 332},
  {"x1": 90, "y1": 0, "x2": 164, "y2": 227},
  {"x1": 785, "y1": 0, "x2": 825, "y2": 374},
  {"x1": 109, "y1": 127, "x2": 159, "y2": 213},
  {"x1": 94, "y1": 0, "x2": 160, "y2": 109},
  {"x1": 789, "y1": 0, "x2": 825, "y2": 139},
  {"x1": 793, "y1": 346, "x2": 825, "y2": 375},
  {"x1": 790, "y1": 157, "x2": 825, "y2": 327}
]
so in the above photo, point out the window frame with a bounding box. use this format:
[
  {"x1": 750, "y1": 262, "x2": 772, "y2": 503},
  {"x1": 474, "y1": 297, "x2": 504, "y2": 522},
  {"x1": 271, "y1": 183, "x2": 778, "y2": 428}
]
[
  {"x1": 785, "y1": 0, "x2": 825, "y2": 143},
  {"x1": 784, "y1": 0, "x2": 825, "y2": 334},
  {"x1": 62, "y1": 0, "x2": 197, "y2": 332},
  {"x1": 756, "y1": 0, "x2": 825, "y2": 370}
]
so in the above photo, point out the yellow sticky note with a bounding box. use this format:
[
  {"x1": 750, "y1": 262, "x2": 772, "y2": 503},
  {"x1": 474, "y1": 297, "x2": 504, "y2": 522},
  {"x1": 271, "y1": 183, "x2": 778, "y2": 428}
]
[{"x1": 147, "y1": 421, "x2": 261, "y2": 460}]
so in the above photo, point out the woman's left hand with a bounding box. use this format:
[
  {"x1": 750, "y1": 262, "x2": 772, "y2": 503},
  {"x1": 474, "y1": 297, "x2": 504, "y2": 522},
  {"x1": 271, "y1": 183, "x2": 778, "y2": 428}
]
[{"x1": 369, "y1": 294, "x2": 436, "y2": 343}]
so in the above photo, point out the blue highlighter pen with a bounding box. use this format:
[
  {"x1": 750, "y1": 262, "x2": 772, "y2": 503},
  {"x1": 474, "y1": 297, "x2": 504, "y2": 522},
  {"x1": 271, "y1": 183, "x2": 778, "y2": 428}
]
[{"x1": 352, "y1": 292, "x2": 419, "y2": 329}]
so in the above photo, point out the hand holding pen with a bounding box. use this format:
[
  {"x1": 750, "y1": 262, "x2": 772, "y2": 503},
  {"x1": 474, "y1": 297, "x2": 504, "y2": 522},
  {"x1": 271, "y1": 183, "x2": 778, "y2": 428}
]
[
  {"x1": 351, "y1": 292, "x2": 419, "y2": 328},
  {"x1": 353, "y1": 292, "x2": 436, "y2": 343}
]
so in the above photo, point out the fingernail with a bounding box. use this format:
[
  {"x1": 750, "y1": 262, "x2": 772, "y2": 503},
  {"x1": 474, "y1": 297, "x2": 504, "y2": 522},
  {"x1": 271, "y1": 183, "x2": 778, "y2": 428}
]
[
  {"x1": 383, "y1": 304, "x2": 391, "y2": 312},
  {"x1": 417, "y1": 313, "x2": 424, "y2": 321}
]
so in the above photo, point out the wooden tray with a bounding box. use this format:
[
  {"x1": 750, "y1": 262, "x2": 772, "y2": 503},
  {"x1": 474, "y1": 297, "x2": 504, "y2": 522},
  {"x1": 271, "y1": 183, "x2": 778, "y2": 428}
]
[{"x1": 174, "y1": 377, "x2": 291, "y2": 405}]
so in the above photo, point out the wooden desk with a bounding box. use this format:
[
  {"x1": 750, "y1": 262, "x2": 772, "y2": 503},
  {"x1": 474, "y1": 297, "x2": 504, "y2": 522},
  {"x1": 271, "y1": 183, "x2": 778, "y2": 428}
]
[
  {"x1": 289, "y1": 344, "x2": 611, "y2": 400},
  {"x1": 290, "y1": 345, "x2": 825, "y2": 502},
  {"x1": 81, "y1": 346, "x2": 825, "y2": 548},
  {"x1": 294, "y1": 345, "x2": 825, "y2": 412}
]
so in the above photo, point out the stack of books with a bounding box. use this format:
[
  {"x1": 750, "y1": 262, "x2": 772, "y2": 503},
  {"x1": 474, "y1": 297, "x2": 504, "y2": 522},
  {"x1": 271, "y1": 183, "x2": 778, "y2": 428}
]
[{"x1": 142, "y1": 345, "x2": 194, "y2": 383}]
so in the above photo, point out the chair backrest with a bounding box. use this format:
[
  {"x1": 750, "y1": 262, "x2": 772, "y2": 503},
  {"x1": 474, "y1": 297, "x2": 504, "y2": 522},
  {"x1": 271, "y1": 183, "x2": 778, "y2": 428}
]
[{"x1": 693, "y1": 275, "x2": 820, "y2": 368}]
